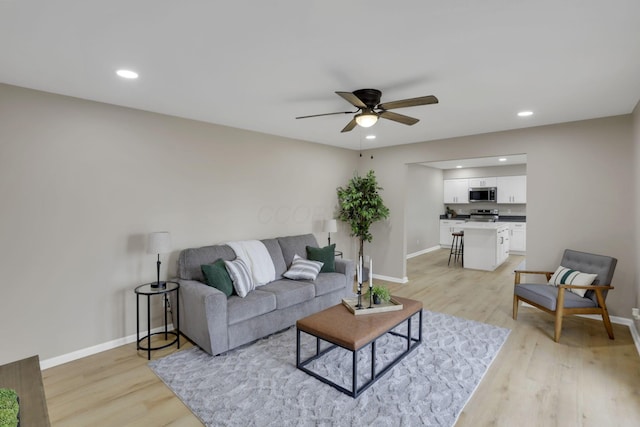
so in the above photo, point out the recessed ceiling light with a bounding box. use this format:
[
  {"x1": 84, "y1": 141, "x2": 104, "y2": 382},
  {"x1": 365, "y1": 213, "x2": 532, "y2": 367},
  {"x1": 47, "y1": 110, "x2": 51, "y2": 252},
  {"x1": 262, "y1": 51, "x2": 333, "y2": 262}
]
[
  {"x1": 116, "y1": 69, "x2": 138, "y2": 79},
  {"x1": 365, "y1": 135, "x2": 376, "y2": 140},
  {"x1": 517, "y1": 111, "x2": 533, "y2": 117},
  {"x1": 456, "y1": 165, "x2": 462, "y2": 169},
  {"x1": 498, "y1": 158, "x2": 507, "y2": 162}
]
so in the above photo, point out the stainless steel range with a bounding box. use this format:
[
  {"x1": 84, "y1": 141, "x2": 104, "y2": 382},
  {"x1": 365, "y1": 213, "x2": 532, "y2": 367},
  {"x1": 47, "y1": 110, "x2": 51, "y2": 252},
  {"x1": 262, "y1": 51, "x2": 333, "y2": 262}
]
[{"x1": 467, "y1": 208, "x2": 499, "y2": 222}]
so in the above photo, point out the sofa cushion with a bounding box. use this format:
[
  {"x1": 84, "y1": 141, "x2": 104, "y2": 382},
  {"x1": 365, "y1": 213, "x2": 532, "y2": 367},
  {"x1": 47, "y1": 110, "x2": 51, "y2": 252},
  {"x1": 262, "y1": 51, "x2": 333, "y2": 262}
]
[
  {"x1": 259, "y1": 279, "x2": 316, "y2": 309},
  {"x1": 201, "y1": 259, "x2": 234, "y2": 297},
  {"x1": 307, "y1": 244, "x2": 336, "y2": 273},
  {"x1": 277, "y1": 234, "x2": 318, "y2": 267},
  {"x1": 261, "y1": 238, "x2": 287, "y2": 278},
  {"x1": 178, "y1": 244, "x2": 236, "y2": 281},
  {"x1": 313, "y1": 272, "x2": 348, "y2": 296},
  {"x1": 224, "y1": 258, "x2": 255, "y2": 298},
  {"x1": 283, "y1": 255, "x2": 323, "y2": 281},
  {"x1": 227, "y1": 290, "x2": 277, "y2": 325}
]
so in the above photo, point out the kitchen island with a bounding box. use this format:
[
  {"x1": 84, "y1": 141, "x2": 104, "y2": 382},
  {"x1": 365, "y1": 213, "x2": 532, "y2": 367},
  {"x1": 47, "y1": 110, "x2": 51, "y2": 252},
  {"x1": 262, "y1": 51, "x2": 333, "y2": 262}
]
[{"x1": 460, "y1": 222, "x2": 510, "y2": 271}]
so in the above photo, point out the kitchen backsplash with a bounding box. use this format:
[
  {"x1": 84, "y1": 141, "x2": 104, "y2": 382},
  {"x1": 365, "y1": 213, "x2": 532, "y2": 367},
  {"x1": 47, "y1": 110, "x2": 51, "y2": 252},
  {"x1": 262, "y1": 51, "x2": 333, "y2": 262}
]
[{"x1": 444, "y1": 202, "x2": 526, "y2": 216}]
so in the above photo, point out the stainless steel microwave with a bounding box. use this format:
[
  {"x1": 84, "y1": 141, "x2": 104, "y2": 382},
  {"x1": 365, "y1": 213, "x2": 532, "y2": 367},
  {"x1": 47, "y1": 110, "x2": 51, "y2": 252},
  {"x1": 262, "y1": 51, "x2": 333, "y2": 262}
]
[{"x1": 469, "y1": 187, "x2": 497, "y2": 203}]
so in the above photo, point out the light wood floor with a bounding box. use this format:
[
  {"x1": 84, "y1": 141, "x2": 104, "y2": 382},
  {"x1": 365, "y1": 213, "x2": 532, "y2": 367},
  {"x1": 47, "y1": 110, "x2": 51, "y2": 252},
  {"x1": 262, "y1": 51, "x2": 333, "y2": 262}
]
[{"x1": 42, "y1": 250, "x2": 640, "y2": 426}]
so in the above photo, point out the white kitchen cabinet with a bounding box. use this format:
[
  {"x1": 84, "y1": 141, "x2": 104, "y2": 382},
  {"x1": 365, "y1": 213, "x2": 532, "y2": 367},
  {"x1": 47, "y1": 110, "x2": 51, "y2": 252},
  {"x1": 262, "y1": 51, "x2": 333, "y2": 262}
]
[
  {"x1": 510, "y1": 222, "x2": 526, "y2": 252},
  {"x1": 468, "y1": 177, "x2": 497, "y2": 188},
  {"x1": 460, "y1": 223, "x2": 510, "y2": 271},
  {"x1": 443, "y1": 179, "x2": 469, "y2": 204},
  {"x1": 497, "y1": 175, "x2": 526, "y2": 203},
  {"x1": 496, "y1": 221, "x2": 526, "y2": 253},
  {"x1": 497, "y1": 226, "x2": 510, "y2": 265},
  {"x1": 440, "y1": 220, "x2": 466, "y2": 246}
]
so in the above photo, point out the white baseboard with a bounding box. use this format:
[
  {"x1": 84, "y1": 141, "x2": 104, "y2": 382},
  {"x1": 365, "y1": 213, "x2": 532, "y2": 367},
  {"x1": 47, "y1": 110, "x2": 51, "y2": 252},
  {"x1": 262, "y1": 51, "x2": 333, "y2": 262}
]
[
  {"x1": 406, "y1": 246, "x2": 441, "y2": 259},
  {"x1": 40, "y1": 323, "x2": 175, "y2": 370},
  {"x1": 372, "y1": 274, "x2": 408, "y2": 284}
]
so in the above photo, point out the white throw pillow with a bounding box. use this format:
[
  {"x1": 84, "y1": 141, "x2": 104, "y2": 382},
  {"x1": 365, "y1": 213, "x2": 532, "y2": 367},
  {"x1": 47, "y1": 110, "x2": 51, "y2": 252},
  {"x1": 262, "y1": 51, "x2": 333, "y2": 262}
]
[
  {"x1": 548, "y1": 265, "x2": 598, "y2": 297},
  {"x1": 283, "y1": 254, "x2": 323, "y2": 281},
  {"x1": 224, "y1": 258, "x2": 255, "y2": 298}
]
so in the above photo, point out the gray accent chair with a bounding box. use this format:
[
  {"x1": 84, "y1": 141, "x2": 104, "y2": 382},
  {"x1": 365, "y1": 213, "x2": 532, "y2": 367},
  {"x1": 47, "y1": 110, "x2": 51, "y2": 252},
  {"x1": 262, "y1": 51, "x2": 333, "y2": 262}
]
[
  {"x1": 513, "y1": 249, "x2": 617, "y2": 342},
  {"x1": 172, "y1": 234, "x2": 355, "y2": 355}
]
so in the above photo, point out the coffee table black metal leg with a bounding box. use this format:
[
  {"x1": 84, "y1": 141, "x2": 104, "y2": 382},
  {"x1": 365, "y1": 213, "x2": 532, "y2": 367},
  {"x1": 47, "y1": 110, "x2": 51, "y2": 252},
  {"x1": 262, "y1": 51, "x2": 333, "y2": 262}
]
[
  {"x1": 352, "y1": 349, "x2": 358, "y2": 397},
  {"x1": 296, "y1": 328, "x2": 300, "y2": 366},
  {"x1": 371, "y1": 340, "x2": 376, "y2": 381}
]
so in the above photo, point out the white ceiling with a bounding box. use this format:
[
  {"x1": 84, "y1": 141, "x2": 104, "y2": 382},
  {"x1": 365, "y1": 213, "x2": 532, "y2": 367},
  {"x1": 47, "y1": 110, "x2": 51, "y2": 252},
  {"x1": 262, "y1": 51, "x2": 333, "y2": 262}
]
[
  {"x1": 421, "y1": 154, "x2": 527, "y2": 170},
  {"x1": 1, "y1": 1, "x2": 639, "y2": 150}
]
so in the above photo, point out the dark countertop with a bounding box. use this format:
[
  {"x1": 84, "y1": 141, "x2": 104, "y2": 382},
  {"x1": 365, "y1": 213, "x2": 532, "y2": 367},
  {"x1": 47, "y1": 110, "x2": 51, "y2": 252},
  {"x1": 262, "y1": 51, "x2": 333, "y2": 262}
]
[
  {"x1": 439, "y1": 214, "x2": 526, "y2": 222},
  {"x1": 496, "y1": 216, "x2": 526, "y2": 222},
  {"x1": 439, "y1": 215, "x2": 470, "y2": 220}
]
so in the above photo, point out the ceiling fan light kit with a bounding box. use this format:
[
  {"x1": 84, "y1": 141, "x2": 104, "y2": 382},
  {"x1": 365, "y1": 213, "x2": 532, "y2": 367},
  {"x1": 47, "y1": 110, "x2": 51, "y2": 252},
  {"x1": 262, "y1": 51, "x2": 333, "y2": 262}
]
[
  {"x1": 354, "y1": 111, "x2": 378, "y2": 128},
  {"x1": 296, "y1": 88, "x2": 438, "y2": 132}
]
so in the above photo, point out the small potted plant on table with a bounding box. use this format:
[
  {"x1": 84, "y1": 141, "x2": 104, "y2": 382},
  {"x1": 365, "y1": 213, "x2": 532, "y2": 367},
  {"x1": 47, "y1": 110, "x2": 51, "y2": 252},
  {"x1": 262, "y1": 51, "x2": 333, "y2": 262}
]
[{"x1": 366, "y1": 285, "x2": 391, "y2": 305}]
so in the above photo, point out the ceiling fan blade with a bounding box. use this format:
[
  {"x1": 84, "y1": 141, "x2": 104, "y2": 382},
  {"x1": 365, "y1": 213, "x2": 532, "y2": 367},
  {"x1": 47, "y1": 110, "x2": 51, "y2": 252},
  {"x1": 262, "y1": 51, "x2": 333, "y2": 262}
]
[
  {"x1": 379, "y1": 110, "x2": 419, "y2": 126},
  {"x1": 341, "y1": 118, "x2": 358, "y2": 133},
  {"x1": 336, "y1": 91, "x2": 367, "y2": 109},
  {"x1": 296, "y1": 111, "x2": 356, "y2": 119},
  {"x1": 378, "y1": 95, "x2": 439, "y2": 111}
]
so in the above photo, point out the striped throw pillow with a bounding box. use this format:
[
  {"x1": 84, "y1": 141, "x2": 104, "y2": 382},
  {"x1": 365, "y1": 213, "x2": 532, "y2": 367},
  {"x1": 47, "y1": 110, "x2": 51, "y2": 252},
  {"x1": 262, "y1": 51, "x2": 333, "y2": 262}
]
[
  {"x1": 283, "y1": 254, "x2": 323, "y2": 281},
  {"x1": 224, "y1": 258, "x2": 255, "y2": 298},
  {"x1": 548, "y1": 265, "x2": 598, "y2": 297}
]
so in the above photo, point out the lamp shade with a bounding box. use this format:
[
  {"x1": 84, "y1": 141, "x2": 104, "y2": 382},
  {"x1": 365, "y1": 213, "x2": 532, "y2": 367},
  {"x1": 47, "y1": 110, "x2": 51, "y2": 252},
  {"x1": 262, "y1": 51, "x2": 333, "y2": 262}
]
[
  {"x1": 355, "y1": 112, "x2": 378, "y2": 128},
  {"x1": 323, "y1": 219, "x2": 337, "y2": 233},
  {"x1": 147, "y1": 231, "x2": 171, "y2": 254}
]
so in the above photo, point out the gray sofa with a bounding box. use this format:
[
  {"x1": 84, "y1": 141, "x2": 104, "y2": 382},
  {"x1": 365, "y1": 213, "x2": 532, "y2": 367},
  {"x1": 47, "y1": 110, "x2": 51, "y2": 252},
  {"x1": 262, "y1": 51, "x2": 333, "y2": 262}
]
[{"x1": 172, "y1": 233, "x2": 355, "y2": 355}]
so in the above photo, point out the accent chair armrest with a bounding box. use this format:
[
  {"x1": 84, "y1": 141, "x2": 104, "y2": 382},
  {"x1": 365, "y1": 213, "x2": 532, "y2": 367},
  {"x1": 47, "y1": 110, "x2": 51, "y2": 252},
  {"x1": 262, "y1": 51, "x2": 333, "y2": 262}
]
[{"x1": 514, "y1": 270, "x2": 554, "y2": 284}]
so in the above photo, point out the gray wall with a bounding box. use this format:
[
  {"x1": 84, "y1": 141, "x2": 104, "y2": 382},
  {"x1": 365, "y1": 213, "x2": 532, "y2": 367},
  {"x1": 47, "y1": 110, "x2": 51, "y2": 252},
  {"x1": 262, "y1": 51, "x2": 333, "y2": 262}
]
[
  {"x1": 405, "y1": 164, "x2": 443, "y2": 255},
  {"x1": 0, "y1": 84, "x2": 358, "y2": 365},
  {"x1": 360, "y1": 115, "x2": 636, "y2": 317}
]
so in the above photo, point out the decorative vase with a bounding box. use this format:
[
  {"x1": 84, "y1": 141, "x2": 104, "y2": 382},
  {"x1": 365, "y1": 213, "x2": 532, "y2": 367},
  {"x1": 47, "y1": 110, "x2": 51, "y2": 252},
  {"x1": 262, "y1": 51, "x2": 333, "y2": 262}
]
[{"x1": 373, "y1": 295, "x2": 381, "y2": 304}]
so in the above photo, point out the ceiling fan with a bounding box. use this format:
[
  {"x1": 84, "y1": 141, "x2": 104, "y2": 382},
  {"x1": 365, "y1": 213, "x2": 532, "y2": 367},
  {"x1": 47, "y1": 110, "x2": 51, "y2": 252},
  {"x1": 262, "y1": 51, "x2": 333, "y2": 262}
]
[{"x1": 296, "y1": 89, "x2": 439, "y2": 133}]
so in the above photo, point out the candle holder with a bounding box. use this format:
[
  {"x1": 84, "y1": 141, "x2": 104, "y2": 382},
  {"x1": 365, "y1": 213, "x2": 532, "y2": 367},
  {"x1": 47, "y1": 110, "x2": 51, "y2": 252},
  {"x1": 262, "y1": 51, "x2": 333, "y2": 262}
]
[{"x1": 356, "y1": 283, "x2": 363, "y2": 309}]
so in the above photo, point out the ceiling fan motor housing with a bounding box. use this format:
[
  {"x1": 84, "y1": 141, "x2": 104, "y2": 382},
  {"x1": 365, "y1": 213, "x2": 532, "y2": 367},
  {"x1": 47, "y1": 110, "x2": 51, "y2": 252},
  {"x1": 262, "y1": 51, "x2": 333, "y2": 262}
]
[{"x1": 353, "y1": 89, "x2": 382, "y2": 108}]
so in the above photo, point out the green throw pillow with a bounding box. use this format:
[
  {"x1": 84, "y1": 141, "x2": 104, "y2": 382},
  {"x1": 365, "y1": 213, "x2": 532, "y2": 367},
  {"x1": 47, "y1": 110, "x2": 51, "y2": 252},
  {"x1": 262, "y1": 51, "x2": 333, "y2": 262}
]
[
  {"x1": 201, "y1": 259, "x2": 234, "y2": 297},
  {"x1": 306, "y1": 244, "x2": 336, "y2": 273}
]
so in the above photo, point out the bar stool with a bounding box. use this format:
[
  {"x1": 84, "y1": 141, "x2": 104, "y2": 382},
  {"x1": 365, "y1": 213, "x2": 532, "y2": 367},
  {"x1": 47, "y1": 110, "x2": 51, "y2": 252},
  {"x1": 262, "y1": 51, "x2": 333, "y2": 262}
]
[{"x1": 448, "y1": 231, "x2": 464, "y2": 266}]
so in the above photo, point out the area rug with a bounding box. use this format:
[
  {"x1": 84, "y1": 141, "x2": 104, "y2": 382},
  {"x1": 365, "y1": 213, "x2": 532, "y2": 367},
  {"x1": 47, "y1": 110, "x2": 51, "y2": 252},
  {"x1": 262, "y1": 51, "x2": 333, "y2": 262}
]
[{"x1": 149, "y1": 310, "x2": 510, "y2": 427}]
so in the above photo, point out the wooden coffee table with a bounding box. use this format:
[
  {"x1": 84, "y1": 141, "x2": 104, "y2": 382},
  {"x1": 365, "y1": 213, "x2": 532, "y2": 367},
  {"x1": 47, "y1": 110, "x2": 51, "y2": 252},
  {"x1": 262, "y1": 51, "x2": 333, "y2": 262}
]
[
  {"x1": 296, "y1": 295, "x2": 422, "y2": 398},
  {"x1": 0, "y1": 355, "x2": 50, "y2": 426}
]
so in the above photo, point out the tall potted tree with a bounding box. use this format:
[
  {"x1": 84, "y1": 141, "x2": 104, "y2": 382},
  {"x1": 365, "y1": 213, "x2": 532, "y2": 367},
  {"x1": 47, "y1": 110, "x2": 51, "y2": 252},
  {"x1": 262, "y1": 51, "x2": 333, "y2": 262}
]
[{"x1": 336, "y1": 170, "x2": 390, "y2": 268}]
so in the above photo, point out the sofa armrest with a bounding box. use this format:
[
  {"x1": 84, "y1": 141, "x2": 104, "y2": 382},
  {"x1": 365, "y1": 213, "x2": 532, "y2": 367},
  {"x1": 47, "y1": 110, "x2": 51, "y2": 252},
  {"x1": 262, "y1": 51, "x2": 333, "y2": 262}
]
[
  {"x1": 174, "y1": 279, "x2": 229, "y2": 355},
  {"x1": 335, "y1": 258, "x2": 355, "y2": 286}
]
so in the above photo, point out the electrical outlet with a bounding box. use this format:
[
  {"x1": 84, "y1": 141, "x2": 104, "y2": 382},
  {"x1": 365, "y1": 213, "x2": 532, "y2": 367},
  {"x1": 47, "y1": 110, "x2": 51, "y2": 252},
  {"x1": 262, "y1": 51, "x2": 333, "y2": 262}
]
[{"x1": 632, "y1": 308, "x2": 640, "y2": 320}]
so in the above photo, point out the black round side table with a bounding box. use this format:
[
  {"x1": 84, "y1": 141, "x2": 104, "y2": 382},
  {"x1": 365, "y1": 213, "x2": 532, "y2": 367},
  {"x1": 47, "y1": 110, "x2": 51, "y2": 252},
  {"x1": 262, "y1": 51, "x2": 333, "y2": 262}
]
[{"x1": 135, "y1": 281, "x2": 180, "y2": 360}]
